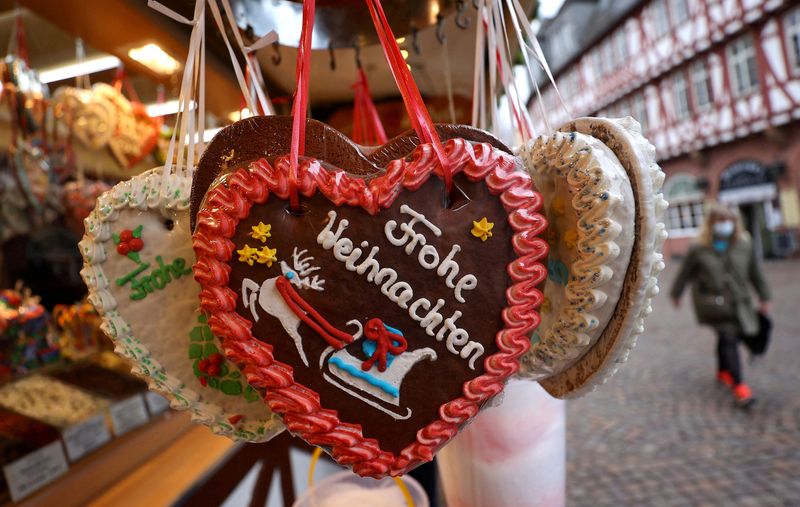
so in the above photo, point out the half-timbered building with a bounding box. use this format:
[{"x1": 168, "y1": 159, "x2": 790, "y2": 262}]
[{"x1": 533, "y1": 0, "x2": 800, "y2": 258}]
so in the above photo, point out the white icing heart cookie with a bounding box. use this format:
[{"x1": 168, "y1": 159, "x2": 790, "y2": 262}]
[
  {"x1": 519, "y1": 117, "x2": 667, "y2": 397},
  {"x1": 80, "y1": 167, "x2": 283, "y2": 441}
]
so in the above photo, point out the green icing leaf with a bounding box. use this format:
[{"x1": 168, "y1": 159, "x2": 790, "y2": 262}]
[
  {"x1": 198, "y1": 314, "x2": 208, "y2": 324},
  {"x1": 204, "y1": 343, "x2": 219, "y2": 356},
  {"x1": 244, "y1": 385, "x2": 259, "y2": 402},
  {"x1": 112, "y1": 232, "x2": 121, "y2": 244},
  {"x1": 188, "y1": 343, "x2": 203, "y2": 359},
  {"x1": 189, "y1": 326, "x2": 203, "y2": 342},
  {"x1": 208, "y1": 377, "x2": 220, "y2": 389},
  {"x1": 219, "y1": 364, "x2": 229, "y2": 377},
  {"x1": 132, "y1": 225, "x2": 143, "y2": 238},
  {"x1": 220, "y1": 380, "x2": 242, "y2": 395},
  {"x1": 229, "y1": 371, "x2": 241, "y2": 380},
  {"x1": 200, "y1": 325, "x2": 214, "y2": 342}
]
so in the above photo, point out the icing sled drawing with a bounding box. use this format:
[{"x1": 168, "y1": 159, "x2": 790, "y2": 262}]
[
  {"x1": 320, "y1": 320, "x2": 437, "y2": 420},
  {"x1": 242, "y1": 247, "x2": 437, "y2": 420}
]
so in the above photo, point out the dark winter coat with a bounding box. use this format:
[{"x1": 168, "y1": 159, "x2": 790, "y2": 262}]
[{"x1": 670, "y1": 237, "x2": 771, "y2": 336}]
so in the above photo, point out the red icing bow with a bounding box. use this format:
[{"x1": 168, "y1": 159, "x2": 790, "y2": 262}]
[{"x1": 361, "y1": 318, "x2": 407, "y2": 372}]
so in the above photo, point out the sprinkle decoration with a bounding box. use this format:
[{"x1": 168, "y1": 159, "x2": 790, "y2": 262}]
[{"x1": 471, "y1": 217, "x2": 494, "y2": 242}]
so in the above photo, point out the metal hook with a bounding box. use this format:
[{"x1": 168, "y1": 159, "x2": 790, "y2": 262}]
[
  {"x1": 329, "y1": 42, "x2": 336, "y2": 71},
  {"x1": 353, "y1": 43, "x2": 362, "y2": 69},
  {"x1": 456, "y1": 0, "x2": 471, "y2": 29},
  {"x1": 411, "y1": 26, "x2": 421, "y2": 55},
  {"x1": 436, "y1": 14, "x2": 446, "y2": 44},
  {"x1": 271, "y1": 41, "x2": 281, "y2": 65}
]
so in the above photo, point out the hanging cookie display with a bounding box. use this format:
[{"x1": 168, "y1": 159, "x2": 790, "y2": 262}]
[
  {"x1": 191, "y1": 0, "x2": 547, "y2": 478},
  {"x1": 79, "y1": 0, "x2": 283, "y2": 442},
  {"x1": 518, "y1": 117, "x2": 667, "y2": 396}
]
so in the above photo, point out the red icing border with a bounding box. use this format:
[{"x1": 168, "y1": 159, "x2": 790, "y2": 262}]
[{"x1": 192, "y1": 138, "x2": 548, "y2": 477}]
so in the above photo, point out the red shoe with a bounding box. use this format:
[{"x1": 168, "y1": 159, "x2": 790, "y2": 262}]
[
  {"x1": 733, "y1": 384, "x2": 755, "y2": 408},
  {"x1": 716, "y1": 370, "x2": 735, "y2": 387}
]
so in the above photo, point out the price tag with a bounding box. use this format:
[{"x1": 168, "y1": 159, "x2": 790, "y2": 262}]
[
  {"x1": 109, "y1": 394, "x2": 150, "y2": 436},
  {"x1": 62, "y1": 414, "x2": 112, "y2": 462},
  {"x1": 3, "y1": 441, "x2": 69, "y2": 502},
  {"x1": 144, "y1": 391, "x2": 170, "y2": 415}
]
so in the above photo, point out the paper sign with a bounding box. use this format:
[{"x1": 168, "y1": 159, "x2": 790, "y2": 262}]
[
  {"x1": 109, "y1": 394, "x2": 149, "y2": 435},
  {"x1": 144, "y1": 391, "x2": 170, "y2": 415},
  {"x1": 62, "y1": 414, "x2": 112, "y2": 462},
  {"x1": 3, "y1": 441, "x2": 69, "y2": 502}
]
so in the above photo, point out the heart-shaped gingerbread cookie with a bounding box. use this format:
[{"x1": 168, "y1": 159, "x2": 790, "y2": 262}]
[
  {"x1": 80, "y1": 167, "x2": 282, "y2": 441},
  {"x1": 192, "y1": 117, "x2": 547, "y2": 477}
]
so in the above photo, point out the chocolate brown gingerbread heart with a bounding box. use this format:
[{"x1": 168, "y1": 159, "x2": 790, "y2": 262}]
[{"x1": 192, "y1": 116, "x2": 547, "y2": 477}]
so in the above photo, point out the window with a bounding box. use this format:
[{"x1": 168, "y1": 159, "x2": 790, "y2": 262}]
[
  {"x1": 690, "y1": 60, "x2": 713, "y2": 109},
  {"x1": 633, "y1": 93, "x2": 648, "y2": 132},
  {"x1": 727, "y1": 34, "x2": 760, "y2": 97},
  {"x1": 666, "y1": 201, "x2": 705, "y2": 234},
  {"x1": 673, "y1": 71, "x2": 691, "y2": 119},
  {"x1": 615, "y1": 30, "x2": 628, "y2": 64},
  {"x1": 652, "y1": 0, "x2": 670, "y2": 38},
  {"x1": 784, "y1": 6, "x2": 800, "y2": 76},
  {"x1": 669, "y1": 0, "x2": 689, "y2": 26},
  {"x1": 593, "y1": 50, "x2": 604, "y2": 80},
  {"x1": 603, "y1": 40, "x2": 616, "y2": 73}
]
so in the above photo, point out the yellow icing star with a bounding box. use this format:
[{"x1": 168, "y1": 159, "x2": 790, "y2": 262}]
[
  {"x1": 256, "y1": 246, "x2": 278, "y2": 267},
  {"x1": 552, "y1": 196, "x2": 566, "y2": 216},
  {"x1": 471, "y1": 217, "x2": 494, "y2": 242},
  {"x1": 250, "y1": 222, "x2": 272, "y2": 243},
  {"x1": 541, "y1": 297, "x2": 552, "y2": 314},
  {"x1": 236, "y1": 245, "x2": 259, "y2": 266},
  {"x1": 564, "y1": 229, "x2": 579, "y2": 249}
]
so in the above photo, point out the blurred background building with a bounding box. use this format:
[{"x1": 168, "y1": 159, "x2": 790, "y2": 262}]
[{"x1": 532, "y1": 0, "x2": 800, "y2": 259}]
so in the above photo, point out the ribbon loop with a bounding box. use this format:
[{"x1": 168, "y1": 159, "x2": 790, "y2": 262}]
[{"x1": 361, "y1": 318, "x2": 408, "y2": 372}]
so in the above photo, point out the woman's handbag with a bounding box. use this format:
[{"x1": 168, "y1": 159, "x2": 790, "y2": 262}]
[{"x1": 742, "y1": 312, "x2": 772, "y2": 356}]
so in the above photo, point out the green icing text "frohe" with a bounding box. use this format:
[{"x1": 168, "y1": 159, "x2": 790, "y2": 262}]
[{"x1": 116, "y1": 255, "x2": 192, "y2": 300}]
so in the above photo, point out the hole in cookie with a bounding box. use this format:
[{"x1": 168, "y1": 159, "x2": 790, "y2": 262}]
[
  {"x1": 446, "y1": 184, "x2": 470, "y2": 211},
  {"x1": 285, "y1": 203, "x2": 310, "y2": 216},
  {"x1": 163, "y1": 219, "x2": 175, "y2": 231}
]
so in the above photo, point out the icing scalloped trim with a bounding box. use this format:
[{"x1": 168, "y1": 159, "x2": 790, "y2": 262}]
[
  {"x1": 79, "y1": 167, "x2": 283, "y2": 441},
  {"x1": 192, "y1": 138, "x2": 548, "y2": 477},
  {"x1": 519, "y1": 131, "x2": 634, "y2": 378},
  {"x1": 530, "y1": 116, "x2": 667, "y2": 396}
]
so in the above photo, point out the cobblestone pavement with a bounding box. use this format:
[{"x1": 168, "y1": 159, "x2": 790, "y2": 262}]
[{"x1": 567, "y1": 260, "x2": 800, "y2": 507}]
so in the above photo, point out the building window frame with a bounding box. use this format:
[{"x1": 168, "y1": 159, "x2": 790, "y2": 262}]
[
  {"x1": 669, "y1": 0, "x2": 689, "y2": 27},
  {"x1": 673, "y1": 70, "x2": 691, "y2": 119},
  {"x1": 784, "y1": 5, "x2": 800, "y2": 77},
  {"x1": 652, "y1": 0, "x2": 670, "y2": 39},
  {"x1": 727, "y1": 34, "x2": 760, "y2": 98},
  {"x1": 690, "y1": 59, "x2": 713, "y2": 110},
  {"x1": 633, "y1": 92, "x2": 648, "y2": 133}
]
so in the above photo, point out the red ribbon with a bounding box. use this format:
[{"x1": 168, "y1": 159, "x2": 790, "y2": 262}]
[
  {"x1": 361, "y1": 318, "x2": 407, "y2": 372},
  {"x1": 365, "y1": 0, "x2": 454, "y2": 194},
  {"x1": 351, "y1": 68, "x2": 388, "y2": 146},
  {"x1": 288, "y1": 0, "x2": 315, "y2": 211}
]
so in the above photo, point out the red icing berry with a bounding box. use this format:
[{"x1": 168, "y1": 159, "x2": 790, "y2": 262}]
[
  {"x1": 198, "y1": 359, "x2": 210, "y2": 372},
  {"x1": 228, "y1": 414, "x2": 242, "y2": 425},
  {"x1": 199, "y1": 376, "x2": 208, "y2": 387},
  {"x1": 120, "y1": 229, "x2": 133, "y2": 242},
  {"x1": 207, "y1": 364, "x2": 221, "y2": 377},
  {"x1": 129, "y1": 238, "x2": 144, "y2": 252},
  {"x1": 117, "y1": 243, "x2": 130, "y2": 255},
  {"x1": 209, "y1": 353, "x2": 224, "y2": 365}
]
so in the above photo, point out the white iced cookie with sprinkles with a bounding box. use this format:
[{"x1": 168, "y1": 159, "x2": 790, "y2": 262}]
[
  {"x1": 519, "y1": 117, "x2": 667, "y2": 397},
  {"x1": 519, "y1": 130, "x2": 635, "y2": 381},
  {"x1": 79, "y1": 167, "x2": 283, "y2": 441}
]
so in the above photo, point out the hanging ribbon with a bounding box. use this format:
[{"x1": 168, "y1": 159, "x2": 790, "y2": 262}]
[
  {"x1": 287, "y1": 0, "x2": 315, "y2": 211},
  {"x1": 351, "y1": 68, "x2": 387, "y2": 146},
  {"x1": 365, "y1": 0, "x2": 454, "y2": 195},
  {"x1": 148, "y1": 0, "x2": 205, "y2": 189}
]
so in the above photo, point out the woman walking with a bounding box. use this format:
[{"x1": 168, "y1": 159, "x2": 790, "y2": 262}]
[{"x1": 670, "y1": 203, "x2": 771, "y2": 407}]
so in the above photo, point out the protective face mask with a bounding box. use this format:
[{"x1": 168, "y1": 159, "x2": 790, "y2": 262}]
[{"x1": 713, "y1": 220, "x2": 735, "y2": 237}]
